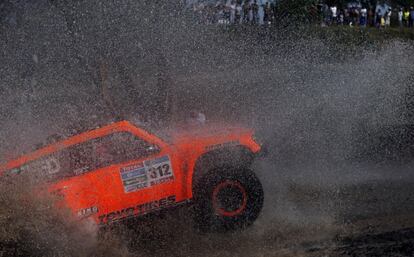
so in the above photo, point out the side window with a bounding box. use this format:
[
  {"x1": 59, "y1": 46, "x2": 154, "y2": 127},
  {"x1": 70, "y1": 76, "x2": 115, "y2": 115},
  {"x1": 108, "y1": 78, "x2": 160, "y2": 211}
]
[
  {"x1": 66, "y1": 132, "x2": 158, "y2": 176},
  {"x1": 11, "y1": 132, "x2": 158, "y2": 181}
]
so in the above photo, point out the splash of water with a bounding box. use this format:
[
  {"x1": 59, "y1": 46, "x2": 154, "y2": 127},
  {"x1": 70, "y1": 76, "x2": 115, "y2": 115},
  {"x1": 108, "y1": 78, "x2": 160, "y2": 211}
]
[{"x1": 1, "y1": 1, "x2": 414, "y2": 256}]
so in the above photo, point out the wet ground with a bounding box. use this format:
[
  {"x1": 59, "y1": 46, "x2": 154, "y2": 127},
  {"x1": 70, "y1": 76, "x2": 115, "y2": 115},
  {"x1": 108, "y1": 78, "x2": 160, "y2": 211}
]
[{"x1": 112, "y1": 161, "x2": 414, "y2": 257}]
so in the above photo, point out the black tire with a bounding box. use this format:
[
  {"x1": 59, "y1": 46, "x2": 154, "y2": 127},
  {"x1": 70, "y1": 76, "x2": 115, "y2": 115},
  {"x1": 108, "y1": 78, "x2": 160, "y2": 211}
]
[{"x1": 192, "y1": 166, "x2": 264, "y2": 232}]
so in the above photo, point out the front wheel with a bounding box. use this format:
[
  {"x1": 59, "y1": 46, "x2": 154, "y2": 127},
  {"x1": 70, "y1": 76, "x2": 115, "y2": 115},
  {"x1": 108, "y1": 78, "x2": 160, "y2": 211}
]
[{"x1": 192, "y1": 167, "x2": 264, "y2": 232}]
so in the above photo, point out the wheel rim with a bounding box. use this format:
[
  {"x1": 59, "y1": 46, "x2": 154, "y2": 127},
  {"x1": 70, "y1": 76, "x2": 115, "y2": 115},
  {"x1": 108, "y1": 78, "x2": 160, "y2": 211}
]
[{"x1": 212, "y1": 180, "x2": 248, "y2": 217}]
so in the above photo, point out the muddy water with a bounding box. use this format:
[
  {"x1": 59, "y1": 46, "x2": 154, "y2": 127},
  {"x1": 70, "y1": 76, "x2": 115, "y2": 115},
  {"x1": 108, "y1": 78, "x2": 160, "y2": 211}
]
[{"x1": 1, "y1": 1, "x2": 414, "y2": 256}]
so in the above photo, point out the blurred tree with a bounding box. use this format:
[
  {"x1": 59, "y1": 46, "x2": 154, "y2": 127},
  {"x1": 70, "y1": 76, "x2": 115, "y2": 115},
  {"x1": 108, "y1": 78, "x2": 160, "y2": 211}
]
[{"x1": 394, "y1": 0, "x2": 414, "y2": 6}]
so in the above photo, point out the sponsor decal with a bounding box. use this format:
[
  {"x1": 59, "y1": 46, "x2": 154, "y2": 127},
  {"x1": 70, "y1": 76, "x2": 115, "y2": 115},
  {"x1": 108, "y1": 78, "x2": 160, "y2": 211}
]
[
  {"x1": 98, "y1": 195, "x2": 176, "y2": 224},
  {"x1": 120, "y1": 155, "x2": 174, "y2": 193},
  {"x1": 77, "y1": 206, "x2": 99, "y2": 218},
  {"x1": 120, "y1": 163, "x2": 147, "y2": 193}
]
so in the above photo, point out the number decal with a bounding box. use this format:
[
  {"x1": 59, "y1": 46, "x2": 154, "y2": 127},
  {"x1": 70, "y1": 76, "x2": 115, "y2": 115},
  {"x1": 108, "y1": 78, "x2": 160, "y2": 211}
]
[
  {"x1": 162, "y1": 164, "x2": 170, "y2": 175},
  {"x1": 120, "y1": 156, "x2": 175, "y2": 193},
  {"x1": 149, "y1": 167, "x2": 158, "y2": 179},
  {"x1": 144, "y1": 156, "x2": 174, "y2": 187},
  {"x1": 156, "y1": 166, "x2": 163, "y2": 177},
  {"x1": 148, "y1": 163, "x2": 171, "y2": 179}
]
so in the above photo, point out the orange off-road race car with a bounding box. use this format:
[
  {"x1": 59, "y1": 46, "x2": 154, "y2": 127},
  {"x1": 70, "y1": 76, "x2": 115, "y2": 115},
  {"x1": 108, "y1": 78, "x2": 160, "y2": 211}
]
[{"x1": 0, "y1": 121, "x2": 264, "y2": 231}]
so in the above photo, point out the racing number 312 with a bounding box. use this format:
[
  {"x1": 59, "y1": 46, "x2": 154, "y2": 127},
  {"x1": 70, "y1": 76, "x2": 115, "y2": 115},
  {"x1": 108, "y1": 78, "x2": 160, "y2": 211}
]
[{"x1": 149, "y1": 164, "x2": 171, "y2": 179}]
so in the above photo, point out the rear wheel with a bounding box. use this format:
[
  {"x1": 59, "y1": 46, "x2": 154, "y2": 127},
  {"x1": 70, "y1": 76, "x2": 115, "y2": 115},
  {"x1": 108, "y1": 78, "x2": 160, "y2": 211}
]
[{"x1": 192, "y1": 167, "x2": 264, "y2": 232}]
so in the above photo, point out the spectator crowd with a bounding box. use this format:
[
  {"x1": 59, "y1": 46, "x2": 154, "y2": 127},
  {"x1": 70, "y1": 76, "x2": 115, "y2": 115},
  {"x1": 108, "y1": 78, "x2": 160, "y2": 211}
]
[
  {"x1": 320, "y1": 3, "x2": 414, "y2": 28},
  {"x1": 188, "y1": 0, "x2": 414, "y2": 28},
  {"x1": 190, "y1": 1, "x2": 277, "y2": 25}
]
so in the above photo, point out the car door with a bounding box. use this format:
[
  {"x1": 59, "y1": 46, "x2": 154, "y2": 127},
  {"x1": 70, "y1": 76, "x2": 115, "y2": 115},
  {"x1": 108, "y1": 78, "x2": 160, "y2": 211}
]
[
  {"x1": 92, "y1": 131, "x2": 180, "y2": 224},
  {"x1": 44, "y1": 130, "x2": 180, "y2": 224}
]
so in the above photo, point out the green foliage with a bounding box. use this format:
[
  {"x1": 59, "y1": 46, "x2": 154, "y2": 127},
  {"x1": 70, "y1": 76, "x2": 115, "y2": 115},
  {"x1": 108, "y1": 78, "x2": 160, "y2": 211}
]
[{"x1": 394, "y1": 0, "x2": 414, "y2": 6}]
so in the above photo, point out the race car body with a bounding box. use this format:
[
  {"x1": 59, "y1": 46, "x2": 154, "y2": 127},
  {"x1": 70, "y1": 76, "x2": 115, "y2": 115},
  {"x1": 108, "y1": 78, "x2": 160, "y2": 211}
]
[{"x1": 0, "y1": 121, "x2": 264, "y2": 231}]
